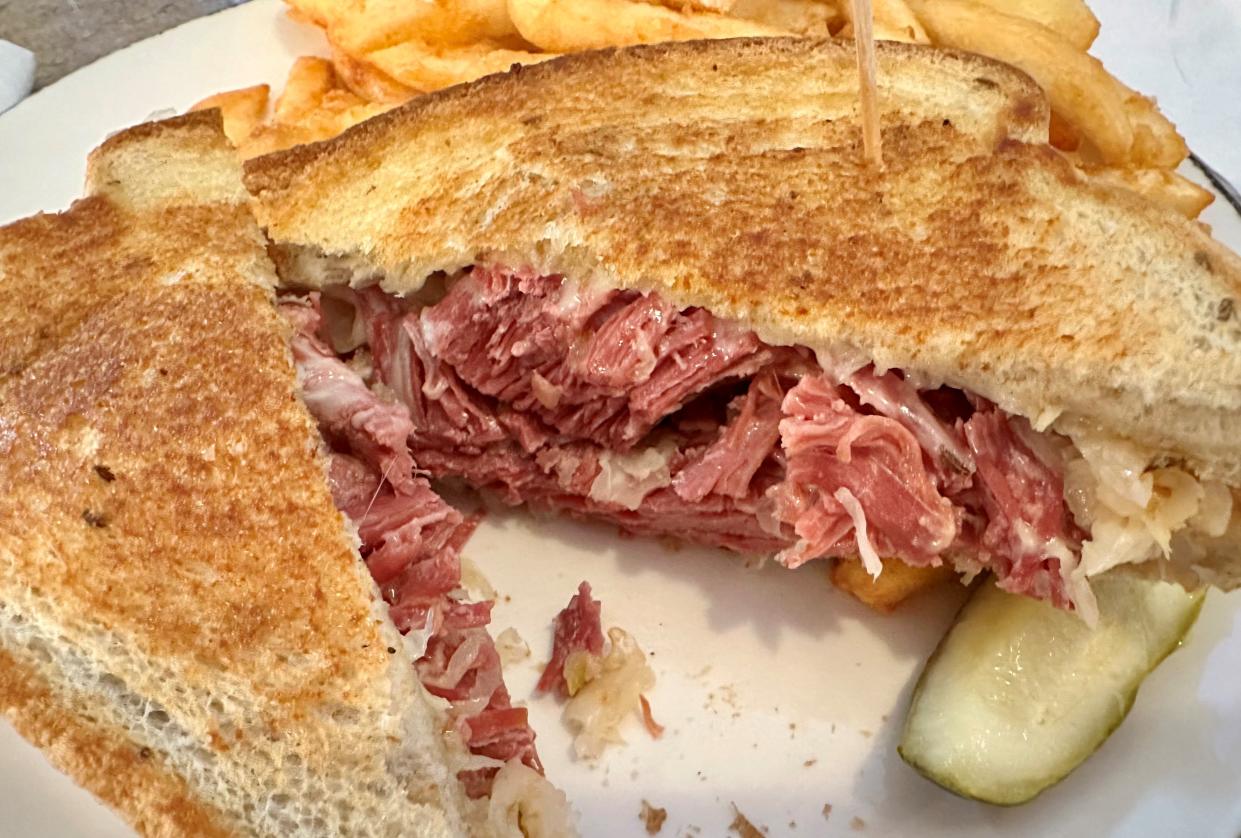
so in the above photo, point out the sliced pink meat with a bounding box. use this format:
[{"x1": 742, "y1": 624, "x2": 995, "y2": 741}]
[
  {"x1": 964, "y1": 408, "x2": 1080, "y2": 608},
  {"x1": 775, "y1": 374, "x2": 958, "y2": 568},
  {"x1": 844, "y1": 366, "x2": 975, "y2": 493},
  {"x1": 284, "y1": 300, "x2": 543, "y2": 797},
  {"x1": 296, "y1": 267, "x2": 1092, "y2": 613},
  {"x1": 350, "y1": 286, "x2": 510, "y2": 453},
  {"x1": 418, "y1": 266, "x2": 775, "y2": 450},
  {"x1": 536, "y1": 582, "x2": 606, "y2": 698},
  {"x1": 281, "y1": 297, "x2": 418, "y2": 494},
  {"x1": 326, "y1": 453, "x2": 381, "y2": 520},
  {"x1": 674, "y1": 370, "x2": 784, "y2": 502}
]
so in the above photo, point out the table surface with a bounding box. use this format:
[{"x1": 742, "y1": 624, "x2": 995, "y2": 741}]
[{"x1": 0, "y1": 0, "x2": 250, "y2": 89}]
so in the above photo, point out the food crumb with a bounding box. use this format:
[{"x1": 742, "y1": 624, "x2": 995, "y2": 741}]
[
  {"x1": 729, "y1": 804, "x2": 765, "y2": 838},
  {"x1": 788, "y1": 821, "x2": 797, "y2": 830},
  {"x1": 860, "y1": 729, "x2": 872, "y2": 739},
  {"x1": 640, "y1": 695, "x2": 665, "y2": 738},
  {"x1": 494, "y1": 627, "x2": 530, "y2": 666},
  {"x1": 640, "y1": 800, "x2": 668, "y2": 835},
  {"x1": 822, "y1": 804, "x2": 833, "y2": 820},
  {"x1": 803, "y1": 759, "x2": 817, "y2": 768},
  {"x1": 851, "y1": 816, "x2": 866, "y2": 831}
]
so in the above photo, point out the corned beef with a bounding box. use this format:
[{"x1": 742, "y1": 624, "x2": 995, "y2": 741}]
[
  {"x1": 536, "y1": 582, "x2": 606, "y2": 698},
  {"x1": 292, "y1": 265, "x2": 1091, "y2": 619},
  {"x1": 282, "y1": 297, "x2": 541, "y2": 797}
]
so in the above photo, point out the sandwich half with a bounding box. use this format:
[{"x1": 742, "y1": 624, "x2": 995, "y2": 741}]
[
  {"x1": 245, "y1": 37, "x2": 1241, "y2": 621},
  {"x1": 0, "y1": 111, "x2": 567, "y2": 836}
]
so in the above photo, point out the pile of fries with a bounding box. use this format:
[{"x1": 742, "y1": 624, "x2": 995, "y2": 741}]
[{"x1": 196, "y1": 0, "x2": 1213, "y2": 611}]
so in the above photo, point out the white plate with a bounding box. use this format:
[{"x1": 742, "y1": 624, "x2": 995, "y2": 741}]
[{"x1": 1, "y1": 3, "x2": 1240, "y2": 836}]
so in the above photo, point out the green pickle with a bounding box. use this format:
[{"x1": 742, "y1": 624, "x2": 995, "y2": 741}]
[{"x1": 898, "y1": 573, "x2": 1204, "y2": 805}]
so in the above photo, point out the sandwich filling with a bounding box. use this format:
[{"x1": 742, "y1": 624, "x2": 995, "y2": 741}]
[
  {"x1": 284, "y1": 264, "x2": 1234, "y2": 630},
  {"x1": 282, "y1": 298, "x2": 541, "y2": 800}
]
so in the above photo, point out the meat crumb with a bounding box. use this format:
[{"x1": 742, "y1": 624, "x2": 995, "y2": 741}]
[
  {"x1": 640, "y1": 694, "x2": 665, "y2": 738},
  {"x1": 729, "y1": 804, "x2": 765, "y2": 838},
  {"x1": 822, "y1": 804, "x2": 833, "y2": 820},
  {"x1": 640, "y1": 800, "x2": 668, "y2": 835},
  {"x1": 803, "y1": 759, "x2": 817, "y2": 768},
  {"x1": 851, "y1": 816, "x2": 866, "y2": 831}
]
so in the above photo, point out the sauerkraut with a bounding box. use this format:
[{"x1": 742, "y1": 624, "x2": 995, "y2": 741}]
[
  {"x1": 1065, "y1": 430, "x2": 1234, "y2": 579},
  {"x1": 561, "y1": 628, "x2": 657, "y2": 760},
  {"x1": 588, "y1": 441, "x2": 676, "y2": 511},
  {"x1": 488, "y1": 760, "x2": 577, "y2": 838}
]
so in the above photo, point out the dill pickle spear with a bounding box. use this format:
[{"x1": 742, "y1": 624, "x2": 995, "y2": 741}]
[{"x1": 898, "y1": 574, "x2": 1203, "y2": 805}]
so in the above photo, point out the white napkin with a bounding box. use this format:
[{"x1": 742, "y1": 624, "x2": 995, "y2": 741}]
[{"x1": 0, "y1": 40, "x2": 36, "y2": 115}]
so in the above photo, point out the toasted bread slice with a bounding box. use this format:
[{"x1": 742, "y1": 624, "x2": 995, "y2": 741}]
[
  {"x1": 244, "y1": 38, "x2": 1241, "y2": 493},
  {"x1": 0, "y1": 112, "x2": 476, "y2": 837}
]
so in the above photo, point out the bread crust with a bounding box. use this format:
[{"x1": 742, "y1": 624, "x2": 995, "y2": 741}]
[
  {"x1": 245, "y1": 38, "x2": 1241, "y2": 486},
  {"x1": 0, "y1": 646, "x2": 238, "y2": 838}
]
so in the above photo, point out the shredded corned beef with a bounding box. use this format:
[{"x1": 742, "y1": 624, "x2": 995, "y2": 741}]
[
  {"x1": 536, "y1": 582, "x2": 605, "y2": 698},
  {"x1": 281, "y1": 296, "x2": 541, "y2": 797},
  {"x1": 292, "y1": 264, "x2": 1092, "y2": 613},
  {"x1": 774, "y1": 374, "x2": 959, "y2": 569}
]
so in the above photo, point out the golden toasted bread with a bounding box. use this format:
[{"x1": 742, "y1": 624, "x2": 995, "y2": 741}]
[{"x1": 0, "y1": 111, "x2": 475, "y2": 837}]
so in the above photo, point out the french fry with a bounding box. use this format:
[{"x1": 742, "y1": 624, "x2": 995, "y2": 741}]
[
  {"x1": 1086, "y1": 166, "x2": 1213, "y2": 219},
  {"x1": 1119, "y1": 86, "x2": 1188, "y2": 170},
  {"x1": 830, "y1": 558, "x2": 956, "y2": 613},
  {"x1": 1048, "y1": 110, "x2": 1081, "y2": 152},
  {"x1": 190, "y1": 85, "x2": 270, "y2": 146},
  {"x1": 195, "y1": 58, "x2": 392, "y2": 159},
  {"x1": 647, "y1": 0, "x2": 738, "y2": 12},
  {"x1": 731, "y1": 0, "x2": 842, "y2": 37},
  {"x1": 842, "y1": 0, "x2": 929, "y2": 43},
  {"x1": 506, "y1": 0, "x2": 788, "y2": 53},
  {"x1": 286, "y1": 0, "x2": 522, "y2": 53},
  {"x1": 272, "y1": 56, "x2": 338, "y2": 122},
  {"x1": 240, "y1": 89, "x2": 393, "y2": 158},
  {"x1": 963, "y1": 0, "x2": 1099, "y2": 50},
  {"x1": 364, "y1": 39, "x2": 557, "y2": 92},
  {"x1": 330, "y1": 40, "x2": 418, "y2": 101},
  {"x1": 906, "y1": 0, "x2": 1133, "y2": 164}
]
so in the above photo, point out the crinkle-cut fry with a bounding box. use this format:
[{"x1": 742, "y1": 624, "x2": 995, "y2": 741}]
[
  {"x1": 964, "y1": 0, "x2": 1099, "y2": 50},
  {"x1": 907, "y1": 0, "x2": 1132, "y2": 164},
  {"x1": 830, "y1": 557, "x2": 956, "y2": 613},
  {"x1": 507, "y1": 0, "x2": 789, "y2": 53},
  {"x1": 731, "y1": 0, "x2": 842, "y2": 37},
  {"x1": 189, "y1": 85, "x2": 270, "y2": 146},
  {"x1": 1086, "y1": 166, "x2": 1213, "y2": 219},
  {"x1": 841, "y1": 0, "x2": 928, "y2": 43},
  {"x1": 286, "y1": 0, "x2": 521, "y2": 53},
  {"x1": 330, "y1": 39, "x2": 418, "y2": 101},
  {"x1": 364, "y1": 38, "x2": 557, "y2": 93}
]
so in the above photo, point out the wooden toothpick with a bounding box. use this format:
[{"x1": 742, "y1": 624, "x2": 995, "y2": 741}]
[{"x1": 850, "y1": 0, "x2": 883, "y2": 168}]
